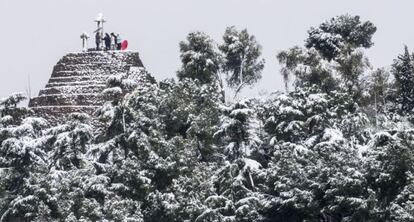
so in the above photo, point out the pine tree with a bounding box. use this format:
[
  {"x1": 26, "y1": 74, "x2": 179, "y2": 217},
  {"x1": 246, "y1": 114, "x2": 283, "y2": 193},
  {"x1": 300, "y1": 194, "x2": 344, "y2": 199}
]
[
  {"x1": 50, "y1": 112, "x2": 92, "y2": 170},
  {"x1": 98, "y1": 67, "x2": 154, "y2": 139},
  {"x1": 0, "y1": 117, "x2": 50, "y2": 221},
  {"x1": 391, "y1": 45, "x2": 414, "y2": 113},
  {"x1": 159, "y1": 78, "x2": 222, "y2": 161},
  {"x1": 0, "y1": 93, "x2": 30, "y2": 126},
  {"x1": 389, "y1": 173, "x2": 414, "y2": 221},
  {"x1": 215, "y1": 100, "x2": 254, "y2": 160},
  {"x1": 364, "y1": 131, "x2": 414, "y2": 220}
]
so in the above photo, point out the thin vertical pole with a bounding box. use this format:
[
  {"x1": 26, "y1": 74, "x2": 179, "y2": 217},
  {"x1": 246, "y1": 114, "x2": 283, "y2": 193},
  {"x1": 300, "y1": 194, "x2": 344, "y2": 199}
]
[
  {"x1": 101, "y1": 21, "x2": 104, "y2": 50},
  {"x1": 374, "y1": 91, "x2": 378, "y2": 128},
  {"x1": 28, "y1": 74, "x2": 31, "y2": 99}
]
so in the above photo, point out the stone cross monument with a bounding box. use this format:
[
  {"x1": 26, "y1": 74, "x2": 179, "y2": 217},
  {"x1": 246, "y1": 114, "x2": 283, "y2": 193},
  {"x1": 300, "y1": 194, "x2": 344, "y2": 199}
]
[
  {"x1": 94, "y1": 13, "x2": 106, "y2": 50},
  {"x1": 80, "y1": 32, "x2": 90, "y2": 52}
]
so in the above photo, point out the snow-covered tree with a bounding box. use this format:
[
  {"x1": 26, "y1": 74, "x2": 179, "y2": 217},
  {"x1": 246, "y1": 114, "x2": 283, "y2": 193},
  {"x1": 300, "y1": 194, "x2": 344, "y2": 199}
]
[
  {"x1": 0, "y1": 93, "x2": 30, "y2": 126},
  {"x1": 0, "y1": 117, "x2": 50, "y2": 221},
  {"x1": 277, "y1": 46, "x2": 337, "y2": 92},
  {"x1": 336, "y1": 49, "x2": 372, "y2": 98},
  {"x1": 306, "y1": 14, "x2": 376, "y2": 97},
  {"x1": 214, "y1": 100, "x2": 257, "y2": 160},
  {"x1": 278, "y1": 14, "x2": 375, "y2": 98},
  {"x1": 159, "y1": 78, "x2": 222, "y2": 161},
  {"x1": 220, "y1": 26, "x2": 265, "y2": 97},
  {"x1": 1, "y1": 14, "x2": 414, "y2": 221},
  {"x1": 98, "y1": 67, "x2": 155, "y2": 139},
  {"x1": 305, "y1": 14, "x2": 376, "y2": 61},
  {"x1": 389, "y1": 173, "x2": 414, "y2": 221},
  {"x1": 364, "y1": 131, "x2": 414, "y2": 220},
  {"x1": 392, "y1": 46, "x2": 414, "y2": 113},
  {"x1": 177, "y1": 31, "x2": 222, "y2": 85},
  {"x1": 49, "y1": 113, "x2": 92, "y2": 170},
  {"x1": 363, "y1": 68, "x2": 391, "y2": 107}
]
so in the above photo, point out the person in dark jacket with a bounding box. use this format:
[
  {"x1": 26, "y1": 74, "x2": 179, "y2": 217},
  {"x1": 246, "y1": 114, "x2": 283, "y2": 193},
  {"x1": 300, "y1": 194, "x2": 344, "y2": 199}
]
[
  {"x1": 95, "y1": 32, "x2": 101, "y2": 50},
  {"x1": 111, "y1": 33, "x2": 117, "y2": 50},
  {"x1": 104, "y1": 33, "x2": 111, "y2": 50}
]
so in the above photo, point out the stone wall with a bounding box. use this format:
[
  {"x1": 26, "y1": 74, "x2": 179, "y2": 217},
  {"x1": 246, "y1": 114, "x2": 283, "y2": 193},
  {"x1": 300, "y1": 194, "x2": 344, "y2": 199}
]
[{"x1": 29, "y1": 51, "x2": 144, "y2": 120}]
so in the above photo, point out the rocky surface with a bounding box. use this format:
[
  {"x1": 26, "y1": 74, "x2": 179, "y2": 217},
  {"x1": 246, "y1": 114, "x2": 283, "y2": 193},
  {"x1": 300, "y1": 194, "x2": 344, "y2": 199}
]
[{"x1": 29, "y1": 51, "x2": 144, "y2": 120}]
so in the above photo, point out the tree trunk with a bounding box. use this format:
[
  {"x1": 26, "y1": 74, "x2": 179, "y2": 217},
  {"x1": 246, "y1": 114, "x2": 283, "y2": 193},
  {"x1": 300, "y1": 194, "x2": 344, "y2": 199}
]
[{"x1": 233, "y1": 53, "x2": 245, "y2": 101}]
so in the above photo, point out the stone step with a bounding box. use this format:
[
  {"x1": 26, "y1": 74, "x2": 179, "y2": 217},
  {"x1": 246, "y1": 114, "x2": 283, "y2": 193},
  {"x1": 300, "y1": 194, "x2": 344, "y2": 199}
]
[
  {"x1": 51, "y1": 70, "x2": 109, "y2": 78},
  {"x1": 53, "y1": 66, "x2": 129, "y2": 74},
  {"x1": 65, "y1": 51, "x2": 132, "y2": 58},
  {"x1": 59, "y1": 59, "x2": 115, "y2": 65},
  {"x1": 48, "y1": 75, "x2": 109, "y2": 84},
  {"x1": 61, "y1": 52, "x2": 141, "y2": 64},
  {"x1": 64, "y1": 63, "x2": 128, "y2": 70},
  {"x1": 29, "y1": 94, "x2": 103, "y2": 106},
  {"x1": 52, "y1": 63, "x2": 129, "y2": 73},
  {"x1": 60, "y1": 52, "x2": 143, "y2": 66},
  {"x1": 66, "y1": 51, "x2": 111, "y2": 57},
  {"x1": 46, "y1": 78, "x2": 107, "y2": 87},
  {"x1": 39, "y1": 85, "x2": 106, "y2": 96},
  {"x1": 30, "y1": 105, "x2": 100, "y2": 121},
  {"x1": 60, "y1": 56, "x2": 114, "y2": 64}
]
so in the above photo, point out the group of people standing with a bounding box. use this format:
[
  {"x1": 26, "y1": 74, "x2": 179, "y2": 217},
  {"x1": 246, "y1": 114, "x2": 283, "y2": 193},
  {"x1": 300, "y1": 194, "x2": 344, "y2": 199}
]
[{"x1": 95, "y1": 32, "x2": 122, "y2": 50}]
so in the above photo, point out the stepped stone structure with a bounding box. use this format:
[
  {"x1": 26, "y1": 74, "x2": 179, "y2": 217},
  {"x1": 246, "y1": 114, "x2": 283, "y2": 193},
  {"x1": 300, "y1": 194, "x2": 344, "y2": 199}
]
[{"x1": 29, "y1": 51, "x2": 144, "y2": 119}]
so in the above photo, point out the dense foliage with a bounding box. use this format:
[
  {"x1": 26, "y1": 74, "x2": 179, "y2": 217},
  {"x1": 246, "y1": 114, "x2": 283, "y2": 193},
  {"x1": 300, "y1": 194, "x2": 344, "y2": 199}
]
[{"x1": 1, "y1": 15, "x2": 414, "y2": 221}]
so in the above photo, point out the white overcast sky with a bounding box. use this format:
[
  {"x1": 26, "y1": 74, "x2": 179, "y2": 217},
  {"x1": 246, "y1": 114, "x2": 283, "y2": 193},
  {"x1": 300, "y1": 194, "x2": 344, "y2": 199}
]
[{"x1": 0, "y1": 0, "x2": 414, "y2": 99}]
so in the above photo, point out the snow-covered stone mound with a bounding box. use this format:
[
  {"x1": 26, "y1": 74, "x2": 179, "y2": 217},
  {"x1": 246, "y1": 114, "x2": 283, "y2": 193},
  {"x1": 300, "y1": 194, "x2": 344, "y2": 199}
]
[{"x1": 28, "y1": 51, "x2": 144, "y2": 120}]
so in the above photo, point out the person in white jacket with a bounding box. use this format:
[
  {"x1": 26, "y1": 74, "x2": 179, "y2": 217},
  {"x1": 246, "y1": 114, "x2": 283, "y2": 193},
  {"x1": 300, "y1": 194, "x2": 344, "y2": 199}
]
[{"x1": 116, "y1": 34, "x2": 122, "y2": 50}]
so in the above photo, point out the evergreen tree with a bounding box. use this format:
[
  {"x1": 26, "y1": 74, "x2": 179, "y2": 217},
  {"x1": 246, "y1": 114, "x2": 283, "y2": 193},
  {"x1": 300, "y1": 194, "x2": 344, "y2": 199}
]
[
  {"x1": 50, "y1": 113, "x2": 92, "y2": 170},
  {"x1": 0, "y1": 93, "x2": 30, "y2": 126},
  {"x1": 0, "y1": 117, "x2": 50, "y2": 221},
  {"x1": 159, "y1": 78, "x2": 222, "y2": 161},
  {"x1": 215, "y1": 100, "x2": 254, "y2": 160},
  {"x1": 391, "y1": 45, "x2": 414, "y2": 113},
  {"x1": 389, "y1": 173, "x2": 414, "y2": 221},
  {"x1": 364, "y1": 131, "x2": 414, "y2": 220},
  {"x1": 98, "y1": 67, "x2": 154, "y2": 139}
]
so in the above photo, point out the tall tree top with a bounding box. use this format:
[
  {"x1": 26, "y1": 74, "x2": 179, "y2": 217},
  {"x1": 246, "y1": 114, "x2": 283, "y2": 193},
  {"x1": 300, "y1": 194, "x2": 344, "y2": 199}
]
[
  {"x1": 177, "y1": 31, "x2": 221, "y2": 84},
  {"x1": 305, "y1": 14, "x2": 377, "y2": 61},
  {"x1": 220, "y1": 26, "x2": 265, "y2": 92}
]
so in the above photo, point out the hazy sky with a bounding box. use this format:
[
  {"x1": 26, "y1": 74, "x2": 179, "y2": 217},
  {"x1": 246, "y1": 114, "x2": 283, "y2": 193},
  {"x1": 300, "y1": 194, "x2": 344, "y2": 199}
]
[{"x1": 1, "y1": 0, "x2": 414, "y2": 99}]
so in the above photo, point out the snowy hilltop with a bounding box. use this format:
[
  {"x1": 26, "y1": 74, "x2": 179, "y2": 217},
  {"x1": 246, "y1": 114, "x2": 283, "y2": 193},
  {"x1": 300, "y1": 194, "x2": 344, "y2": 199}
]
[{"x1": 1, "y1": 14, "x2": 414, "y2": 221}]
